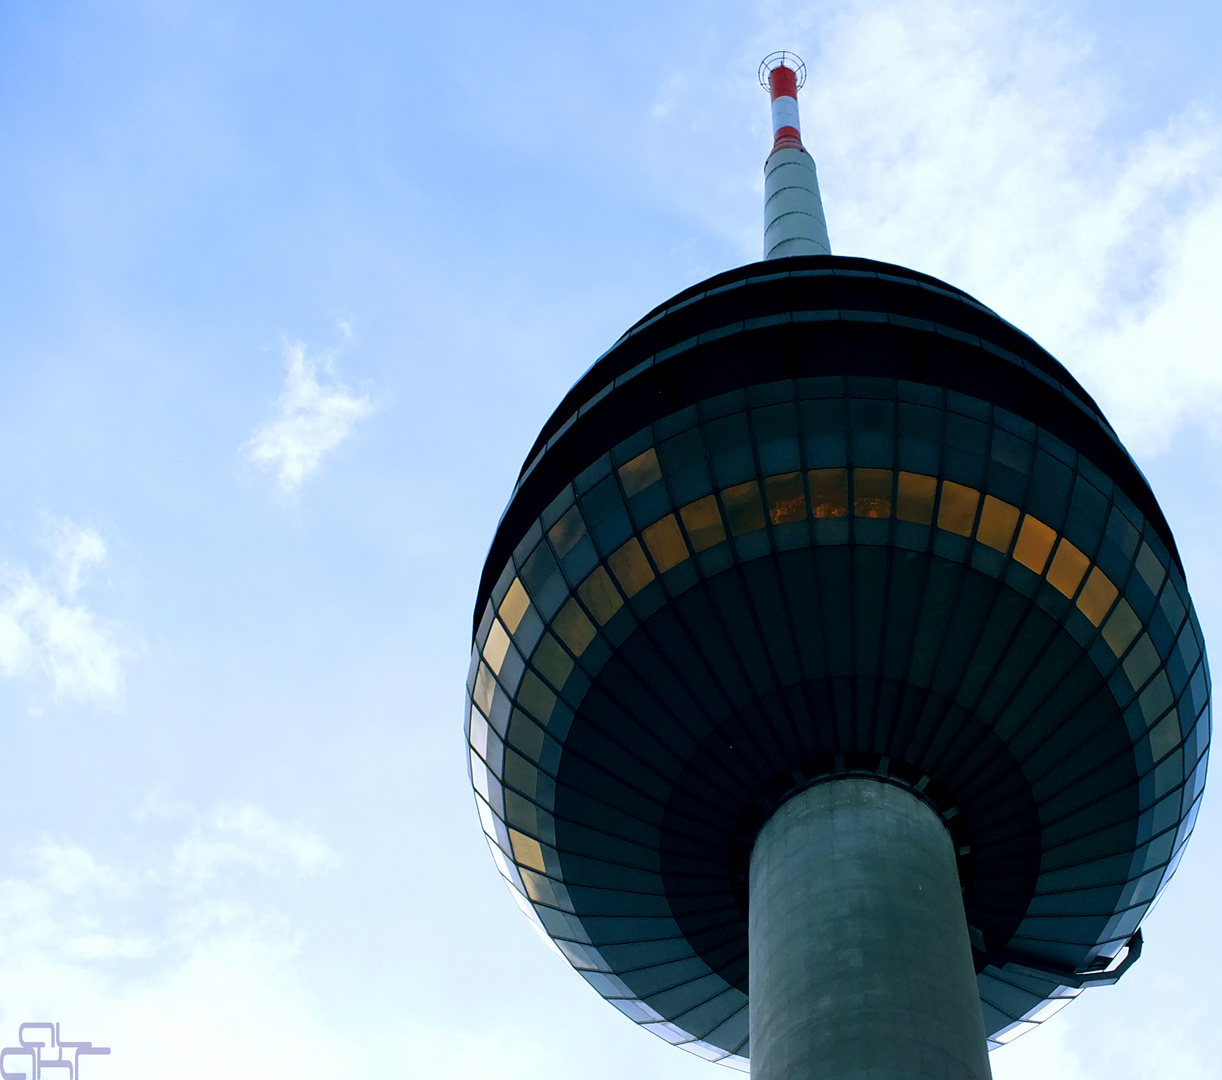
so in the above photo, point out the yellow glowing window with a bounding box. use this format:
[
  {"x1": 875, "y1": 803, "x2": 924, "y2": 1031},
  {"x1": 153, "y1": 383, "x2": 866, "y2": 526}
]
[
  {"x1": 1102, "y1": 598, "x2": 1142, "y2": 658},
  {"x1": 484, "y1": 619, "x2": 511, "y2": 674},
  {"x1": 578, "y1": 565, "x2": 624, "y2": 625},
  {"x1": 1046, "y1": 538, "x2": 1090, "y2": 599},
  {"x1": 809, "y1": 468, "x2": 849, "y2": 518},
  {"x1": 976, "y1": 496, "x2": 1020, "y2": 553},
  {"x1": 937, "y1": 482, "x2": 980, "y2": 536},
  {"x1": 1076, "y1": 567, "x2": 1118, "y2": 627},
  {"x1": 533, "y1": 633, "x2": 574, "y2": 689},
  {"x1": 680, "y1": 495, "x2": 726, "y2": 552},
  {"x1": 854, "y1": 469, "x2": 893, "y2": 518},
  {"x1": 548, "y1": 506, "x2": 587, "y2": 557},
  {"x1": 642, "y1": 514, "x2": 689, "y2": 572},
  {"x1": 499, "y1": 577, "x2": 530, "y2": 634},
  {"x1": 618, "y1": 448, "x2": 662, "y2": 496},
  {"x1": 1012, "y1": 515, "x2": 1056, "y2": 573},
  {"x1": 608, "y1": 537, "x2": 655, "y2": 597},
  {"x1": 897, "y1": 472, "x2": 937, "y2": 524},
  {"x1": 722, "y1": 481, "x2": 766, "y2": 535},
  {"x1": 766, "y1": 473, "x2": 807, "y2": 524},
  {"x1": 553, "y1": 598, "x2": 597, "y2": 657},
  {"x1": 510, "y1": 829, "x2": 547, "y2": 873}
]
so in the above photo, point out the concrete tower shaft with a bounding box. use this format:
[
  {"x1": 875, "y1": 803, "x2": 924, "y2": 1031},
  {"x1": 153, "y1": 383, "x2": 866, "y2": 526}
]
[
  {"x1": 750, "y1": 780, "x2": 992, "y2": 1080},
  {"x1": 761, "y1": 53, "x2": 831, "y2": 260}
]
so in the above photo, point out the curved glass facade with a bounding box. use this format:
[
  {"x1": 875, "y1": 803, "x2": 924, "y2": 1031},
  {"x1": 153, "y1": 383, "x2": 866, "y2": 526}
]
[{"x1": 467, "y1": 259, "x2": 1210, "y2": 1065}]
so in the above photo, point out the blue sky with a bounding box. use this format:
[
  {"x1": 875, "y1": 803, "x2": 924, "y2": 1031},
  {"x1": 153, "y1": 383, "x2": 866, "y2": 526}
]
[{"x1": 0, "y1": 1, "x2": 1220, "y2": 1076}]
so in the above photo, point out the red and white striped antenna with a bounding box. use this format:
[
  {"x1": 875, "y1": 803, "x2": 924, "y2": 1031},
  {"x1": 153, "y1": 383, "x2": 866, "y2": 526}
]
[
  {"x1": 760, "y1": 51, "x2": 807, "y2": 152},
  {"x1": 759, "y1": 51, "x2": 831, "y2": 259}
]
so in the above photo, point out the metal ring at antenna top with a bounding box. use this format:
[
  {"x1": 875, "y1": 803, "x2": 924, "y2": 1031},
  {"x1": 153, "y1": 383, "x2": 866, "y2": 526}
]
[{"x1": 759, "y1": 51, "x2": 807, "y2": 91}]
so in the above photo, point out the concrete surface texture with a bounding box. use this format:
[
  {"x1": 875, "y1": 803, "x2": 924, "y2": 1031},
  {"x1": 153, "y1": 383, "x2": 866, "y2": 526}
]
[
  {"x1": 763, "y1": 147, "x2": 832, "y2": 259},
  {"x1": 748, "y1": 777, "x2": 992, "y2": 1080}
]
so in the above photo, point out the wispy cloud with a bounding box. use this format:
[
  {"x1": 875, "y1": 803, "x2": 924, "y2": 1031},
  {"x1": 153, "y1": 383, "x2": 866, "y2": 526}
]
[
  {"x1": 794, "y1": 0, "x2": 1222, "y2": 454},
  {"x1": 242, "y1": 341, "x2": 375, "y2": 494},
  {"x1": 647, "y1": 0, "x2": 1222, "y2": 457},
  {"x1": 0, "y1": 802, "x2": 347, "y2": 1079},
  {"x1": 0, "y1": 520, "x2": 124, "y2": 707},
  {"x1": 172, "y1": 803, "x2": 340, "y2": 883}
]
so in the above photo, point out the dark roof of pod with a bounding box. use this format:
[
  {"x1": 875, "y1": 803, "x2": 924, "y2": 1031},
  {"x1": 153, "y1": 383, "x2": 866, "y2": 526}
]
[{"x1": 478, "y1": 255, "x2": 1178, "y2": 634}]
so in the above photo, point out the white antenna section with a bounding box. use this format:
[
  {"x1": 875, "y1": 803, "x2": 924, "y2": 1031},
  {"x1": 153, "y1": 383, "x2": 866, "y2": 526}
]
[{"x1": 759, "y1": 53, "x2": 831, "y2": 259}]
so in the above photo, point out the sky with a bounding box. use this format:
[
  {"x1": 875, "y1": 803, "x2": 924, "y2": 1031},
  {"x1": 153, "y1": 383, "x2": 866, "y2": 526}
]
[{"x1": 0, "y1": 0, "x2": 1220, "y2": 1076}]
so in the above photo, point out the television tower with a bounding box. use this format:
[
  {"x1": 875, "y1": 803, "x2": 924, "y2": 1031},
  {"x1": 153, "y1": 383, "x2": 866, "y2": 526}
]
[{"x1": 466, "y1": 53, "x2": 1210, "y2": 1078}]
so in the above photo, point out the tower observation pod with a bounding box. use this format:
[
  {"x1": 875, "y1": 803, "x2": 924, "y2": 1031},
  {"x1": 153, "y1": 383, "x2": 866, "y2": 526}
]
[{"x1": 466, "y1": 51, "x2": 1210, "y2": 1078}]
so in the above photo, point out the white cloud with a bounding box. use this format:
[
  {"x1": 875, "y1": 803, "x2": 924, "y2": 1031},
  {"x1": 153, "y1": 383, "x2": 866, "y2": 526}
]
[
  {"x1": 172, "y1": 803, "x2": 339, "y2": 882},
  {"x1": 242, "y1": 341, "x2": 375, "y2": 494},
  {"x1": 794, "y1": 0, "x2": 1222, "y2": 455},
  {"x1": 647, "y1": 0, "x2": 1222, "y2": 457},
  {"x1": 0, "y1": 802, "x2": 349, "y2": 1079},
  {"x1": 0, "y1": 520, "x2": 124, "y2": 707}
]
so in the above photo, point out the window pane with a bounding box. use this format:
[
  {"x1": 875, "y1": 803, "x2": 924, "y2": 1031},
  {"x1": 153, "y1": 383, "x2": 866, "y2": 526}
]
[
  {"x1": 499, "y1": 577, "x2": 531, "y2": 633},
  {"x1": 680, "y1": 495, "x2": 727, "y2": 552},
  {"x1": 510, "y1": 829, "x2": 548, "y2": 873},
  {"x1": 976, "y1": 495, "x2": 1019, "y2": 552},
  {"x1": 1047, "y1": 538, "x2": 1090, "y2": 599},
  {"x1": 484, "y1": 619, "x2": 512, "y2": 674},
  {"x1": 722, "y1": 481, "x2": 766, "y2": 535},
  {"x1": 553, "y1": 598, "x2": 597, "y2": 657},
  {"x1": 533, "y1": 634, "x2": 575, "y2": 690},
  {"x1": 897, "y1": 472, "x2": 936, "y2": 524},
  {"x1": 578, "y1": 565, "x2": 625, "y2": 625},
  {"x1": 1013, "y1": 515, "x2": 1056, "y2": 573},
  {"x1": 548, "y1": 506, "x2": 588, "y2": 557},
  {"x1": 1076, "y1": 567, "x2": 1119, "y2": 626},
  {"x1": 809, "y1": 468, "x2": 848, "y2": 518},
  {"x1": 1102, "y1": 598, "x2": 1142, "y2": 657},
  {"x1": 643, "y1": 514, "x2": 690, "y2": 572},
  {"x1": 854, "y1": 468, "x2": 893, "y2": 518},
  {"x1": 609, "y1": 537, "x2": 656, "y2": 597},
  {"x1": 938, "y1": 481, "x2": 980, "y2": 536},
  {"x1": 765, "y1": 473, "x2": 807, "y2": 524},
  {"x1": 1135, "y1": 541, "x2": 1166, "y2": 593},
  {"x1": 619, "y1": 448, "x2": 663, "y2": 496}
]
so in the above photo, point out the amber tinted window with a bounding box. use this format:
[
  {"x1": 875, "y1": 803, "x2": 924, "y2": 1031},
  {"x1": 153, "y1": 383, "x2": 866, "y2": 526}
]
[
  {"x1": 680, "y1": 495, "x2": 727, "y2": 552},
  {"x1": 1047, "y1": 538, "x2": 1090, "y2": 599},
  {"x1": 1013, "y1": 515, "x2": 1056, "y2": 573},
  {"x1": 976, "y1": 496, "x2": 1020, "y2": 553},
  {"x1": 765, "y1": 473, "x2": 807, "y2": 524},
  {"x1": 642, "y1": 514, "x2": 690, "y2": 572},
  {"x1": 608, "y1": 538, "x2": 655, "y2": 596},
  {"x1": 578, "y1": 566, "x2": 624, "y2": 625},
  {"x1": 854, "y1": 469, "x2": 893, "y2": 518},
  {"x1": 618, "y1": 448, "x2": 662, "y2": 496},
  {"x1": 809, "y1": 468, "x2": 849, "y2": 518},
  {"x1": 938, "y1": 481, "x2": 980, "y2": 536},
  {"x1": 722, "y1": 481, "x2": 767, "y2": 535},
  {"x1": 1076, "y1": 567, "x2": 1119, "y2": 627},
  {"x1": 897, "y1": 472, "x2": 936, "y2": 524}
]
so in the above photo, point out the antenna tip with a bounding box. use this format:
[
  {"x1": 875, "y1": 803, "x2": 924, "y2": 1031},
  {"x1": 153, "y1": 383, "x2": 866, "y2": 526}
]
[{"x1": 759, "y1": 51, "x2": 807, "y2": 91}]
